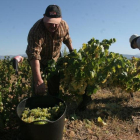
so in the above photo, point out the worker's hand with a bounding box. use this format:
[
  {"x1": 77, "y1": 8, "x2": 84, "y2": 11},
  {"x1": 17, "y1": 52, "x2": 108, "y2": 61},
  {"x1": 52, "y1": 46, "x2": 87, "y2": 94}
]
[
  {"x1": 35, "y1": 80, "x2": 46, "y2": 95},
  {"x1": 69, "y1": 49, "x2": 74, "y2": 53}
]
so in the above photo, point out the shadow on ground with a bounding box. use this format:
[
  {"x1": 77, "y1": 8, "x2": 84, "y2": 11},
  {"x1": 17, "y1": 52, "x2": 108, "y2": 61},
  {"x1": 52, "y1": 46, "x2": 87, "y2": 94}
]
[{"x1": 65, "y1": 96, "x2": 140, "y2": 122}]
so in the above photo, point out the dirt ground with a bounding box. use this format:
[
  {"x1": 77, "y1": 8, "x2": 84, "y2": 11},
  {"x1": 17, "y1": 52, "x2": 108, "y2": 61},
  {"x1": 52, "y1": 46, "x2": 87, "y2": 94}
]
[{"x1": 1, "y1": 88, "x2": 140, "y2": 140}]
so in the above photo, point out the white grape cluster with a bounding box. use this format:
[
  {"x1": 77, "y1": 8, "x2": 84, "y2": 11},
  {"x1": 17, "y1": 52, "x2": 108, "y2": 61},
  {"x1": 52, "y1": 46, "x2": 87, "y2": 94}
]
[{"x1": 21, "y1": 102, "x2": 65, "y2": 124}]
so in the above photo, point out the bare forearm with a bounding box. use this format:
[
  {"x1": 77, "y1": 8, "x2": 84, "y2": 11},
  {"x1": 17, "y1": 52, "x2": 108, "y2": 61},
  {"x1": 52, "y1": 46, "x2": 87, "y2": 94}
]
[
  {"x1": 67, "y1": 43, "x2": 73, "y2": 52},
  {"x1": 30, "y1": 59, "x2": 45, "y2": 95},
  {"x1": 30, "y1": 59, "x2": 42, "y2": 83}
]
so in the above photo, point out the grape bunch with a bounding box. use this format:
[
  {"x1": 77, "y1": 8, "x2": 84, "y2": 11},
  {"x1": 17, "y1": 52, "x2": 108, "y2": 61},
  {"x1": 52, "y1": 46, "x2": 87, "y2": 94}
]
[{"x1": 21, "y1": 102, "x2": 65, "y2": 124}]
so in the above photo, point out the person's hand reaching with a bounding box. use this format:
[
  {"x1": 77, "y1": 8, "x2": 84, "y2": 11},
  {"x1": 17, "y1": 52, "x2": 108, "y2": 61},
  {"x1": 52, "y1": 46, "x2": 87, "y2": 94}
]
[{"x1": 35, "y1": 79, "x2": 46, "y2": 95}]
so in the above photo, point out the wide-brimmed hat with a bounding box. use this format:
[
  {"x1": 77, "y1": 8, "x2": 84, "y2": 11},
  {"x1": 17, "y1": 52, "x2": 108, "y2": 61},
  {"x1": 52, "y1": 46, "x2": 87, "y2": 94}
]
[{"x1": 43, "y1": 5, "x2": 62, "y2": 24}]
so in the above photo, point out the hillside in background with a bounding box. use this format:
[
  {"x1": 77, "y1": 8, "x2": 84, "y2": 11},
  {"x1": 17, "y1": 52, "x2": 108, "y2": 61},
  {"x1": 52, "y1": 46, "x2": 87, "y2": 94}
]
[
  {"x1": 0, "y1": 54, "x2": 27, "y2": 60},
  {"x1": 121, "y1": 54, "x2": 140, "y2": 59},
  {"x1": 0, "y1": 53, "x2": 140, "y2": 60}
]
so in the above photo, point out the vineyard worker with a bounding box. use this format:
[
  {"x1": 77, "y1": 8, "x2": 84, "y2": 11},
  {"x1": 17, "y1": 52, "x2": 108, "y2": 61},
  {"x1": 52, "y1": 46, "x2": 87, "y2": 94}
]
[
  {"x1": 129, "y1": 34, "x2": 140, "y2": 76},
  {"x1": 12, "y1": 55, "x2": 24, "y2": 75},
  {"x1": 26, "y1": 5, "x2": 73, "y2": 96},
  {"x1": 129, "y1": 34, "x2": 140, "y2": 50}
]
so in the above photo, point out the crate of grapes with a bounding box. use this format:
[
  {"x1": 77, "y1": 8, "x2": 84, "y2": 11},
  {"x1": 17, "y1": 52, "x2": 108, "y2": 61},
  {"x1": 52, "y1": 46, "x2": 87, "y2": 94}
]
[{"x1": 16, "y1": 95, "x2": 67, "y2": 140}]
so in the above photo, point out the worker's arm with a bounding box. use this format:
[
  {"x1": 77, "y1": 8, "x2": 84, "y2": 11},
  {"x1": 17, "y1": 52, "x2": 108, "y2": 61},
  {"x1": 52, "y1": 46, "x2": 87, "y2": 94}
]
[
  {"x1": 30, "y1": 59, "x2": 46, "y2": 95},
  {"x1": 66, "y1": 43, "x2": 74, "y2": 53}
]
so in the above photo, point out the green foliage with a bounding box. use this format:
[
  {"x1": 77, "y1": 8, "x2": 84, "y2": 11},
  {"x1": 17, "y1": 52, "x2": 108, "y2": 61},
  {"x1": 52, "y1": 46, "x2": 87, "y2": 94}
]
[
  {"x1": 47, "y1": 37, "x2": 140, "y2": 97},
  {"x1": 0, "y1": 57, "x2": 32, "y2": 128},
  {"x1": 1, "y1": 37, "x2": 140, "y2": 129},
  {"x1": 61, "y1": 46, "x2": 69, "y2": 56}
]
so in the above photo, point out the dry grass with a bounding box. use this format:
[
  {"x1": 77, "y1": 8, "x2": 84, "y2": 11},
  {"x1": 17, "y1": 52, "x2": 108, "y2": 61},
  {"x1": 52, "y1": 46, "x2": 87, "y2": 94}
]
[{"x1": 63, "y1": 88, "x2": 140, "y2": 140}]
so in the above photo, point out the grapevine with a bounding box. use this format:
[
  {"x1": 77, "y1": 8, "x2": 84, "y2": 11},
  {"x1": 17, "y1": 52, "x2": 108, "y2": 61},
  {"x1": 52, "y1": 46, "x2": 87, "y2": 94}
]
[
  {"x1": 47, "y1": 38, "x2": 140, "y2": 96},
  {"x1": 1, "y1": 37, "x2": 140, "y2": 129}
]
